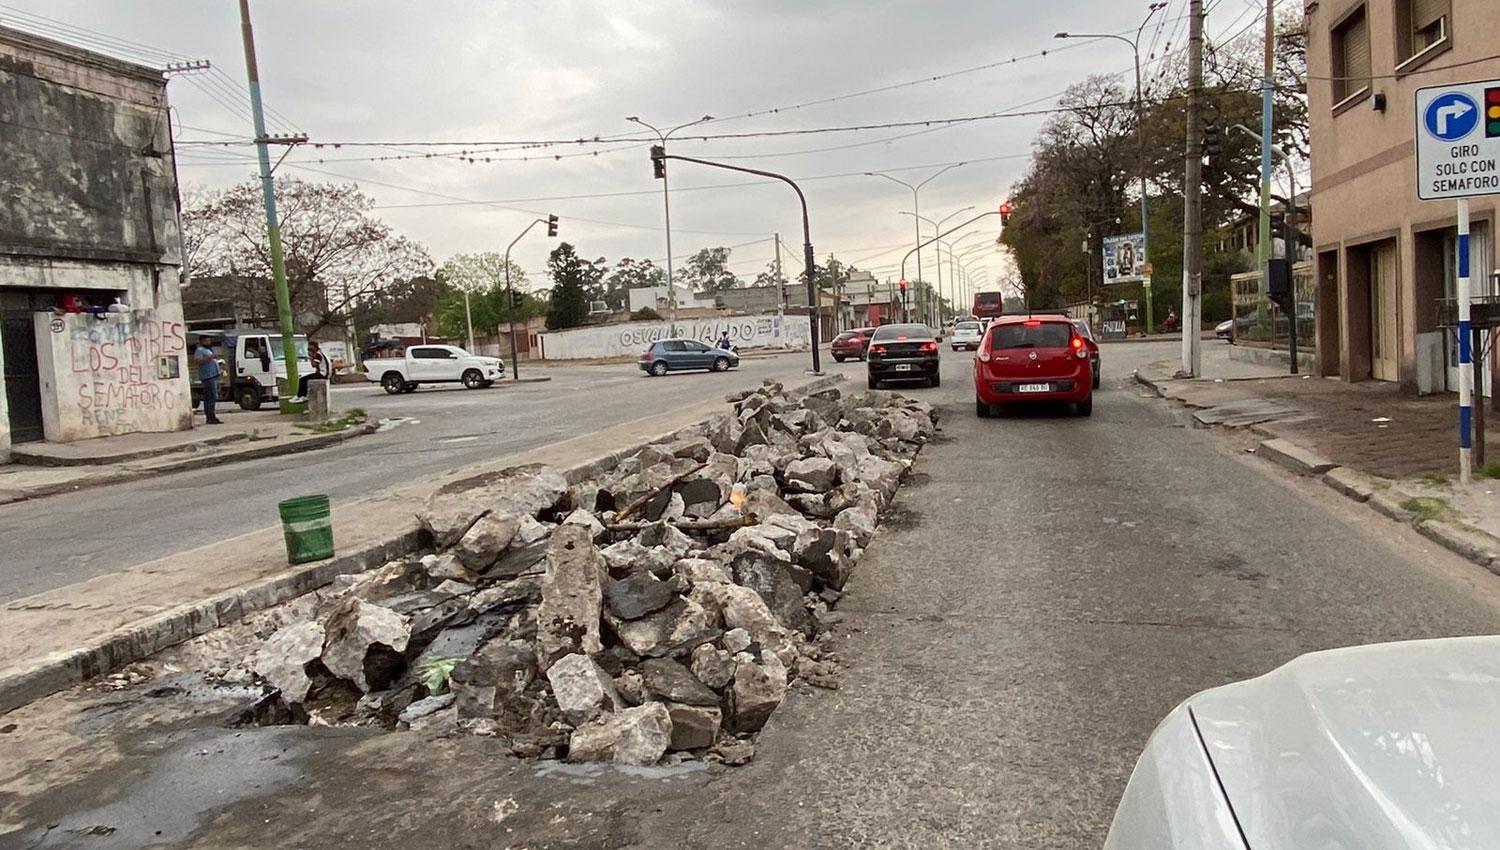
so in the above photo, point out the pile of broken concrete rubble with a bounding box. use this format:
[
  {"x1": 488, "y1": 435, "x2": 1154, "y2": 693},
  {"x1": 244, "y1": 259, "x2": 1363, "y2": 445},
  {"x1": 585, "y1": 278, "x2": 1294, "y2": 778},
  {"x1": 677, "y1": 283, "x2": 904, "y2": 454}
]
[{"x1": 245, "y1": 381, "x2": 936, "y2": 766}]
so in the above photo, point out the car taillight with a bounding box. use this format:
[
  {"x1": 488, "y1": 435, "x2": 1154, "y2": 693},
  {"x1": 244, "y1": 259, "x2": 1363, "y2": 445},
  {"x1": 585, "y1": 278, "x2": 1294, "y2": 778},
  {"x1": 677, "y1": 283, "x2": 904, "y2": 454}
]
[
  {"x1": 977, "y1": 347, "x2": 991, "y2": 362},
  {"x1": 642, "y1": 350, "x2": 654, "y2": 361},
  {"x1": 870, "y1": 344, "x2": 886, "y2": 355},
  {"x1": 920, "y1": 341, "x2": 938, "y2": 352},
  {"x1": 1071, "y1": 337, "x2": 1084, "y2": 349}
]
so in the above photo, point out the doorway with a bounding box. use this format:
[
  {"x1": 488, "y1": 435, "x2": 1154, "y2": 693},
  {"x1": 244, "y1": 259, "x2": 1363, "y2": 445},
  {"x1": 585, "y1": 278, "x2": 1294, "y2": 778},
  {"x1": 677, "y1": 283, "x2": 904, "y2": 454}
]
[
  {"x1": 1, "y1": 314, "x2": 45, "y2": 443},
  {"x1": 1371, "y1": 242, "x2": 1400, "y2": 382}
]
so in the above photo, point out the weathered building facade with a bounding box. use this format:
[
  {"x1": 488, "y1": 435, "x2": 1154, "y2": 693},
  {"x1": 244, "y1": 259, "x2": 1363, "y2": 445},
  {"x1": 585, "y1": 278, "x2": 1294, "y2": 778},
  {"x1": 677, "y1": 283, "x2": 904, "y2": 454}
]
[
  {"x1": 1308, "y1": 0, "x2": 1500, "y2": 394},
  {"x1": 0, "y1": 26, "x2": 191, "y2": 458}
]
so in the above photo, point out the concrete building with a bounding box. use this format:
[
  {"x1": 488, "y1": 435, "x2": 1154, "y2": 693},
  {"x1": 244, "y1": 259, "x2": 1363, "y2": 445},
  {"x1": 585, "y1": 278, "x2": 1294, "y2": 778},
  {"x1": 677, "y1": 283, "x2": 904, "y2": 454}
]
[
  {"x1": 1308, "y1": 0, "x2": 1500, "y2": 394},
  {"x1": 626, "y1": 284, "x2": 716, "y2": 314},
  {"x1": 0, "y1": 26, "x2": 191, "y2": 459}
]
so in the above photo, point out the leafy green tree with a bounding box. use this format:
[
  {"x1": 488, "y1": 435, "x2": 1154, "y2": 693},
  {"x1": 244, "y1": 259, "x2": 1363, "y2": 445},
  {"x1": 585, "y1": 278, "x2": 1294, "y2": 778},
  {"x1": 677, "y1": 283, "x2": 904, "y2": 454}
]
[
  {"x1": 546, "y1": 242, "x2": 599, "y2": 330},
  {"x1": 430, "y1": 253, "x2": 535, "y2": 341},
  {"x1": 753, "y1": 261, "x2": 788, "y2": 290},
  {"x1": 675, "y1": 247, "x2": 740, "y2": 295}
]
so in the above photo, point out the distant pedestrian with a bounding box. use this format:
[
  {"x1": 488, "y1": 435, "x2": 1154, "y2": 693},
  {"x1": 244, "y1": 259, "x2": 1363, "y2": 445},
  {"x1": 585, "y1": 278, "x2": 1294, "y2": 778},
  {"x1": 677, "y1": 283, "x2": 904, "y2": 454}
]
[
  {"x1": 193, "y1": 334, "x2": 223, "y2": 425},
  {"x1": 717, "y1": 332, "x2": 733, "y2": 351},
  {"x1": 291, "y1": 340, "x2": 332, "y2": 402}
]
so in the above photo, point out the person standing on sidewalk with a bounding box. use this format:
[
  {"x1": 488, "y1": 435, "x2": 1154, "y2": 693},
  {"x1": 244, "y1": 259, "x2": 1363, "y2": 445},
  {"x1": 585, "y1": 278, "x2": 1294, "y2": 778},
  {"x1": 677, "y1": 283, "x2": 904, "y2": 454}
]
[{"x1": 193, "y1": 335, "x2": 224, "y2": 425}]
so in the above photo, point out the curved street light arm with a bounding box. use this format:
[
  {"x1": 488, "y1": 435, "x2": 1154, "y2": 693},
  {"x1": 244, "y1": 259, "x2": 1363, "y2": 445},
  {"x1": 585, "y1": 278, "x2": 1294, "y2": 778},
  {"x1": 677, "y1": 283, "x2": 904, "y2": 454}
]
[{"x1": 900, "y1": 209, "x2": 1002, "y2": 282}]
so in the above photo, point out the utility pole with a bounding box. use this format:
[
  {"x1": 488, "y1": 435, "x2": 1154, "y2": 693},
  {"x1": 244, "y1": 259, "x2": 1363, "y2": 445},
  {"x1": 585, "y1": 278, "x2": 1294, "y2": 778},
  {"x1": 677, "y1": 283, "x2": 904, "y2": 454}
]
[
  {"x1": 1181, "y1": 0, "x2": 1205, "y2": 376},
  {"x1": 237, "y1": 0, "x2": 300, "y2": 412},
  {"x1": 628, "y1": 115, "x2": 714, "y2": 335},
  {"x1": 827, "y1": 254, "x2": 841, "y2": 335},
  {"x1": 773, "y1": 232, "x2": 785, "y2": 341},
  {"x1": 1258, "y1": 0, "x2": 1276, "y2": 300}
]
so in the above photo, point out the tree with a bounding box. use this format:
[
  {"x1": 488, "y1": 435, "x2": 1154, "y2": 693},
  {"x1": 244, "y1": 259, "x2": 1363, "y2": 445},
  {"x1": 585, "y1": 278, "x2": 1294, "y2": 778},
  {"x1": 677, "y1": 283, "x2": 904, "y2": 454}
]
[
  {"x1": 545, "y1": 242, "x2": 599, "y2": 330},
  {"x1": 430, "y1": 253, "x2": 534, "y2": 341},
  {"x1": 675, "y1": 247, "x2": 740, "y2": 295},
  {"x1": 604, "y1": 257, "x2": 665, "y2": 311},
  {"x1": 753, "y1": 261, "x2": 789, "y2": 290},
  {"x1": 183, "y1": 178, "x2": 433, "y2": 334}
]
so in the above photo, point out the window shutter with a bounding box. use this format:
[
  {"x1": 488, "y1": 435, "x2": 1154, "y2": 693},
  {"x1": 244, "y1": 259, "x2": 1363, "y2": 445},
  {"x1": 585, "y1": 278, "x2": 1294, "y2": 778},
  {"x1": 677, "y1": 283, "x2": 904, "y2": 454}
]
[
  {"x1": 1340, "y1": 14, "x2": 1371, "y2": 95},
  {"x1": 1411, "y1": 0, "x2": 1446, "y2": 31}
]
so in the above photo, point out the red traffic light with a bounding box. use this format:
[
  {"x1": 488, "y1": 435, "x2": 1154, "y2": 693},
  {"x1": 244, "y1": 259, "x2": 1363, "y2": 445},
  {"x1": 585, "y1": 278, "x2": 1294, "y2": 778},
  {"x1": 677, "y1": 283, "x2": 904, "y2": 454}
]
[
  {"x1": 898, "y1": 279, "x2": 908, "y2": 292},
  {"x1": 999, "y1": 202, "x2": 1013, "y2": 224}
]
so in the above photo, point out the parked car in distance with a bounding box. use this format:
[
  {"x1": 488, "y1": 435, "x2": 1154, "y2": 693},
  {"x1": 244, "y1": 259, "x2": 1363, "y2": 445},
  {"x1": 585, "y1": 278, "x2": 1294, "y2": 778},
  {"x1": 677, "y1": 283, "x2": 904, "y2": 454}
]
[
  {"x1": 950, "y1": 320, "x2": 984, "y2": 351},
  {"x1": 1105, "y1": 636, "x2": 1500, "y2": 849},
  {"x1": 1070, "y1": 318, "x2": 1101, "y2": 388},
  {"x1": 1214, "y1": 318, "x2": 1235, "y2": 340},
  {"x1": 363, "y1": 344, "x2": 505, "y2": 394},
  {"x1": 192, "y1": 329, "x2": 314, "y2": 410},
  {"x1": 830, "y1": 327, "x2": 875, "y2": 362},
  {"x1": 866, "y1": 323, "x2": 940, "y2": 389},
  {"x1": 638, "y1": 338, "x2": 739, "y2": 376},
  {"x1": 974, "y1": 315, "x2": 1094, "y2": 417}
]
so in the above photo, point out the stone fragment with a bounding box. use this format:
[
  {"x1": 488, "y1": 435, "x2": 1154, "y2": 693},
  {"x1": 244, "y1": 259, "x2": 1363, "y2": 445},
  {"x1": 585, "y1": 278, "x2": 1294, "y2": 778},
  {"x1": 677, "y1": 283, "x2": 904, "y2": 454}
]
[
  {"x1": 660, "y1": 492, "x2": 687, "y2": 523},
  {"x1": 783, "y1": 457, "x2": 838, "y2": 493},
  {"x1": 730, "y1": 551, "x2": 815, "y2": 636},
  {"x1": 614, "y1": 669, "x2": 648, "y2": 705},
  {"x1": 321, "y1": 597, "x2": 411, "y2": 693},
  {"x1": 420, "y1": 552, "x2": 475, "y2": 582},
  {"x1": 692, "y1": 583, "x2": 793, "y2": 662},
  {"x1": 667, "y1": 436, "x2": 714, "y2": 462},
  {"x1": 673, "y1": 557, "x2": 732, "y2": 587},
  {"x1": 708, "y1": 413, "x2": 744, "y2": 455},
  {"x1": 666, "y1": 703, "x2": 721, "y2": 751},
  {"x1": 742, "y1": 488, "x2": 802, "y2": 519},
  {"x1": 637, "y1": 522, "x2": 694, "y2": 558},
  {"x1": 546, "y1": 653, "x2": 622, "y2": 725},
  {"x1": 566, "y1": 703, "x2": 674, "y2": 766},
  {"x1": 689, "y1": 643, "x2": 737, "y2": 690},
  {"x1": 728, "y1": 652, "x2": 789, "y2": 733},
  {"x1": 342, "y1": 559, "x2": 425, "y2": 603},
  {"x1": 450, "y1": 639, "x2": 537, "y2": 720},
  {"x1": 454, "y1": 512, "x2": 520, "y2": 571},
  {"x1": 601, "y1": 538, "x2": 678, "y2": 578},
  {"x1": 728, "y1": 524, "x2": 795, "y2": 561},
  {"x1": 677, "y1": 478, "x2": 725, "y2": 518},
  {"x1": 514, "y1": 515, "x2": 554, "y2": 545},
  {"x1": 250, "y1": 621, "x2": 325, "y2": 704},
  {"x1": 561, "y1": 509, "x2": 605, "y2": 540},
  {"x1": 606, "y1": 597, "x2": 720, "y2": 658},
  {"x1": 792, "y1": 526, "x2": 858, "y2": 590},
  {"x1": 468, "y1": 576, "x2": 542, "y2": 615},
  {"x1": 848, "y1": 455, "x2": 905, "y2": 502},
  {"x1": 536, "y1": 525, "x2": 605, "y2": 667},
  {"x1": 710, "y1": 737, "x2": 757, "y2": 766},
  {"x1": 833, "y1": 500, "x2": 879, "y2": 547},
  {"x1": 398, "y1": 693, "x2": 455, "y2": 725},
  {"x1": 605, "y1": 572, "x2": 676, "y2": 620},
  {"x1": 419, "y1": 465, "x2": 566, "y2": 547},
  {"x1": 722, "y1": 627, "x2": 752, "y2": 654},
  {"x1": 640, "y1": 657, "x2": 720, "y2": 706}
]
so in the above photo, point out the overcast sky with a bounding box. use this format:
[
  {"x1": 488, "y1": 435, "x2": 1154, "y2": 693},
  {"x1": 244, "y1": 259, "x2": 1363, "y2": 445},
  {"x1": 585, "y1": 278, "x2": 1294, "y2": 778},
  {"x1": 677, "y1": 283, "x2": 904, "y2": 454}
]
[{"x1": 4, "y1": 0, "x2": 1269, "y2": 294}]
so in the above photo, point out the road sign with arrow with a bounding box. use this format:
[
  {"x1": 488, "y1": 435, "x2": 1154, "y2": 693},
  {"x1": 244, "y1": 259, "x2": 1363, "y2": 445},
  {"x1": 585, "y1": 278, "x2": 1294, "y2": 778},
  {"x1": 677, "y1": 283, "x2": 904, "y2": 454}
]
[{"x1": 1416, "y1": 81, "x2": 1500, "y2": 201}]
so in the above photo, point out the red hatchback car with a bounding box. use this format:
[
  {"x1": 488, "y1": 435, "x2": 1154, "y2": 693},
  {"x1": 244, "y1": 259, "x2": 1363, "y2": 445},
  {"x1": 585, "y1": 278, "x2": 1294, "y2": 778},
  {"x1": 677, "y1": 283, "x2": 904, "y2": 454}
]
[
  {"x1": 830, "y1": 327, "x2": 875, "y2": 362},
  {"x1": 973, "y1": 315, "x2": 1094, "y2": 417}
]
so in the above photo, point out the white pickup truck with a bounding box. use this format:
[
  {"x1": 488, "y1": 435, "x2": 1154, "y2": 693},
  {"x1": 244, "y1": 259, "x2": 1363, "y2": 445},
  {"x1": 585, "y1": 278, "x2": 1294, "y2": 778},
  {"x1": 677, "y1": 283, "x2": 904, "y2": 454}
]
[{"x1": 363, "y1": 344, "x2": 506, "y2": 394}]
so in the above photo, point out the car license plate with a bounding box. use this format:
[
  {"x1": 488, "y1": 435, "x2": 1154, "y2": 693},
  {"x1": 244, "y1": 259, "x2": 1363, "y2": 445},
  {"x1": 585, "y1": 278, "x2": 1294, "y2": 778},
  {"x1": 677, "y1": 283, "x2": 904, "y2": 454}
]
[
  {"x1": 1017, "y1": 383, "x2": 1050, "y2": 393},
  {"x1": 895, "y1": 364, "x2": 914, "y2": 372}
]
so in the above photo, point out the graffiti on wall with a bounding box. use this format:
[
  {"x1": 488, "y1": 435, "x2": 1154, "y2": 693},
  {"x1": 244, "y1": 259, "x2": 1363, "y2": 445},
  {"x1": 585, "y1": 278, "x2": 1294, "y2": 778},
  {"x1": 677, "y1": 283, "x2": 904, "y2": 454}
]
[
  {"x1": 60, "y1": 313, "x2": 188, "y2": 434},
  {"x1": 541, "y1": 313, "x2": 810, "y2": 360}
]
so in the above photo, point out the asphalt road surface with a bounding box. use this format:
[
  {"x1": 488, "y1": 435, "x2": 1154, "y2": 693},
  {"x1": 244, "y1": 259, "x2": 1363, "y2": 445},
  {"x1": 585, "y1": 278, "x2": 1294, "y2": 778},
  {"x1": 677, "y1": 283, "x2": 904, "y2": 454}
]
[
  {"x1": 0, "y1": 353, "x2": 839, "y2": 603},
  {"x1": 19, "y1": 340, "x2": 1500, "y2": 849}
]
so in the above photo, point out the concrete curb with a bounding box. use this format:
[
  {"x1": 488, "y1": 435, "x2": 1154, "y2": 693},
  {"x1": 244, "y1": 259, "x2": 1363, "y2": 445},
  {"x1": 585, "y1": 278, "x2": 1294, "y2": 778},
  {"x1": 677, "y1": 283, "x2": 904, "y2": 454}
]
[
  {"x1": 0, "y1": 422, "x2": 378, "y2": 507},
  {"x1": 10, "y1": 430, "x2": 252, "y2": 467},
  {"x1": 0, "y1": 373, "x2": 846, "y2": 716},
  {"x1": 1416, "y1": 520, "x2": 1500, "y2": 569},
  {"x1": 1257, "y1": 438, "x2": 1338, "y2": 476},
  {"x1": 1131, "y1": 369, "x2": 1168, "y2": 396}
]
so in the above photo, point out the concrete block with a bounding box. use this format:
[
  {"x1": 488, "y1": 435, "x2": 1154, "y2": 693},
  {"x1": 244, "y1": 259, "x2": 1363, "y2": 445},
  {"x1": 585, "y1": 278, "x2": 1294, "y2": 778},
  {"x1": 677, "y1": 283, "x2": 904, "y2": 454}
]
[
  {"x1": 1369, "y1": 491, "x2": 1418, "y2": 523},
  {"x1": 1416, "y1": 520, "x2": 1500, "y2": 568},
  {"x1": 1257, "y1": 438, "x2": 1337, "y2": 476},
  {"x1": 1321, "y1": 468, "x2": 1377, "y2": 503}
]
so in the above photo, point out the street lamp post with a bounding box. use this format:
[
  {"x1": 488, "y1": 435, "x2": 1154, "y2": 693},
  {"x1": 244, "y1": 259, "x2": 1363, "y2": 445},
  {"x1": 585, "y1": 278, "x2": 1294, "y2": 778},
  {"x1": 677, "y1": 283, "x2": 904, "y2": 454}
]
[
  {"x1": 900, "y1": 205, "x2": 974, "y2": 325},
  {"x1": 626, "y1": 114, "x2": 714, "y2": 334},
  {"x1": 867, "y1": 164, "x2": 967, "y2": 325},
  {"x1": 1056, "y1": 3, "x2": 1166, "y2": 277},
  {"x1": 503, "y1": 214, "x2": 559, "y2": 381},
  {"x1": 651, "y1": 148, "x2": 823, "y2": 374},
  {"x1": 900, "y1": 208, "x2": 1006, "y2": 307}
]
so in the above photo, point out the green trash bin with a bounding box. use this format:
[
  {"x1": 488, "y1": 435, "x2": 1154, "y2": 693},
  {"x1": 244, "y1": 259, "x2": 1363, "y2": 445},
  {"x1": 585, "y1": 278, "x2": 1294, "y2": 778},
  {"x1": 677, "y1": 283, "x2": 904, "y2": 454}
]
[{"x1": 278, "y1": 494, "x2": 334, "y2": 564}]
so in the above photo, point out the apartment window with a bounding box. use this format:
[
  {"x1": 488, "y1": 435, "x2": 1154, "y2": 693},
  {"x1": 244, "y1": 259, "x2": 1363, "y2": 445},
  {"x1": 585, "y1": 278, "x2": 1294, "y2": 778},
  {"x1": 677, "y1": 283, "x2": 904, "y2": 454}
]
[
  {"x1": 1396, "y1": 0, "x2": 1449, "y2": 70},
  {"x1": 1331, "y1": 6, "x2": 1371, "y2": 109}
]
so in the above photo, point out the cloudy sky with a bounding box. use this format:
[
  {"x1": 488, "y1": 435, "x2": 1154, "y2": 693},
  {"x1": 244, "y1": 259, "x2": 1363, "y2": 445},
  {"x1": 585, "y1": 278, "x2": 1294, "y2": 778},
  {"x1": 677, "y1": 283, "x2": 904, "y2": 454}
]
[{"x1": 3, "y1": 0, "x2": 1269, "y2": 296}]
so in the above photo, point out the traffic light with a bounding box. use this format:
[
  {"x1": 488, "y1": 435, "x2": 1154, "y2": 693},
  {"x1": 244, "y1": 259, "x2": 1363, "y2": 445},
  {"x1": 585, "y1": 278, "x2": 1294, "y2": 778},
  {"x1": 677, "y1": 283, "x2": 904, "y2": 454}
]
[
  {"x1": 1203, "y1": 123, "x2": 1223, "y2": 159},
  {"x1": 511, "y1": 290, "x2": 524, "y2": 309},
  {"x1": 1487, "y1": 87, "x2": 1500, "y2": 138},
  {"x1": 650, "y1": 145, "x2": 666, "y2": 179},
  {"x1": 898, "y1": 279, "x2": 908, "y2": 293},
  {"x1": 999, "y1": 202, "x2": 1013, "y2": 225},
  {"x1": 547, "y1": 214, "x2": 559, "y2": 237}
]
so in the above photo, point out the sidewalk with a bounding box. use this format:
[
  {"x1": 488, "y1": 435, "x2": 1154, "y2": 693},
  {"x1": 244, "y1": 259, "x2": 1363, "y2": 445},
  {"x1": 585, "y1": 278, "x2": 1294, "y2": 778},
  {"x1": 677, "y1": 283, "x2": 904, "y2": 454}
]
[
  {"x1": 0, "y1": 374, "x2": 841, "y2": 713},
  {"x1": 1136, "y1": 343, "x2": 1500, "y2": 572},
  {"x1": 0, "y1": 411, "x2": 375, "y2": 505}
]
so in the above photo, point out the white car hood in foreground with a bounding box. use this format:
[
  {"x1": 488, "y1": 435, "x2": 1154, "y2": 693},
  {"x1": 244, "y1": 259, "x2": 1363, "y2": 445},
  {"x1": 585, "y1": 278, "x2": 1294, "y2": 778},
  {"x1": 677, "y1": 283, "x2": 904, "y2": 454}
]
[{"x1": 1106, "y1": 636, "x2": 1500, "y2": 849}]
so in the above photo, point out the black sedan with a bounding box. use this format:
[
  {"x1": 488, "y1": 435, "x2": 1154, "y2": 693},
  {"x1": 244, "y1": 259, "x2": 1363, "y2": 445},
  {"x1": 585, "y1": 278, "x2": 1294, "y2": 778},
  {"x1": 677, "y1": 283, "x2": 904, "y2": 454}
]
[{"x1": 866, "y1": 323, "x2": 941, "y2": 389}]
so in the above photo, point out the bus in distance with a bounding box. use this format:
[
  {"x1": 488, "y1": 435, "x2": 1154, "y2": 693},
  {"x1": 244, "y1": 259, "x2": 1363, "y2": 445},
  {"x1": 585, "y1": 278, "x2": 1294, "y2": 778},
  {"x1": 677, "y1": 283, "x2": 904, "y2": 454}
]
[{"x1": 973, "y1": 291, "x2": 1004, "y2": 320}]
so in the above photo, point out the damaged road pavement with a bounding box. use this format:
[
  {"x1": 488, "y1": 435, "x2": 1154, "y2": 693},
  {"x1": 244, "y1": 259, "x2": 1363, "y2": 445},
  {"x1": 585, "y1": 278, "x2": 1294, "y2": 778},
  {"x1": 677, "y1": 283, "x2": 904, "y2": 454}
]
[{"x1": 0, "y1": 380, "x2": 939, "y2": 846}]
